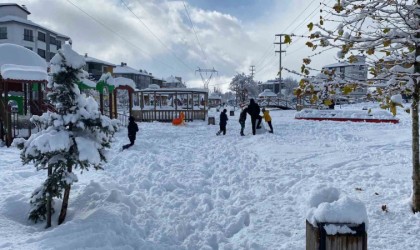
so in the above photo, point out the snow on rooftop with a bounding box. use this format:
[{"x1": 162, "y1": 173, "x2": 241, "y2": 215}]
[
  {"x1": 114, "y1": 65, "x2": 150, "y2": 76},
  {"x1": 1, "y1": 64, "x2": 48, "y2": 81},
  {"x1": 84, "y1": 56, "x2": 116, "y2": 67},
  {"x1": 0, "y1": 44, "x2": 48, "y2": 81},
  {"x1": 0, "y1": 43, "x2": 47, "y2": 69},
  {"x1": 114, "y1": 77, "x2": 136, "y2": 89},
  {"x1": 258, "y1": 89, "x2": 277, "y2": 97},
  {"x1": 165, "y1": 75, "x2": 181, "y2": 83}
]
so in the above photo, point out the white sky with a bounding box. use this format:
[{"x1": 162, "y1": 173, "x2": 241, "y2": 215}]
[{"x1": 5, "y1": 0, "x2": 340, "y2": 92}]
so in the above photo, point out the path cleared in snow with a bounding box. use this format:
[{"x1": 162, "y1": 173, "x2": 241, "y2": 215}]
[{"x1": 1, "y1": 104, "x2": 420, "y2": 249}]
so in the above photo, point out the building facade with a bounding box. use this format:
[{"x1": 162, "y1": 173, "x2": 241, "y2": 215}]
[
  {"x1": 0, "y1": 3, "x2": 70, "y2": 62},
  {"x1": 83, "y1": 53, "x2": 116, "y2": 81},
  {"x1": 321, "y1": 55, "x2": 368, "y2": 99},
  {"x1": 113, "y1": 62, "x2": 153, "y2": 90},
  {"x1": 258, "y1": 79, "x2": 280, "y2": 95},
  {"x1": 162, "y1": 75, "x2": 186, "y2": 88}
]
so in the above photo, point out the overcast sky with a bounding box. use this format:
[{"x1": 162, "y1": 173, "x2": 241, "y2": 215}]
[{"x1": 7, "y1": 0, "x2": 339, "y2": 92}]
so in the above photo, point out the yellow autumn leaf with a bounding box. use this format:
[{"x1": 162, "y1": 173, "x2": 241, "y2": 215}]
[
  {"x1": 342, "y1": 85, "x2": 353, "y2": 95},
  {"x1": 383, "y1": 28, "x2": 390, "y2": 34},
  {"x1": 324, "y1": 99, "x2": 332, "y2": 106},
  {"x1": 366, "y1": 47, "x2": 375, "y2": 55},
  {"x1": 303, "y1": 58, "x2": 311, "y2": 65},
  {"x1": 306, "y1": 41, "x2": 314, "y2": 48},
  {"x1": 307, "y1": 22, "x2": 314, "y2": 31},
  {"x1": 390, "y1": 105, "x2": 397, "y2": 116},
  {"x1": 294, "y1": 88, "x2": 302, "y2": 97},
  {"x1": 383, "y1": 40, "x2": 391, "y2": 47},
  {"x1": 284, "y1": 35, "x2": 292, "y2": 44}
]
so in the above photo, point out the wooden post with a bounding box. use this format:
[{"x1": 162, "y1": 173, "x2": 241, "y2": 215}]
[
  {"x1": 306, "y1": 220, "x2": 367, "y2": 250},
  {"x1": 109, "y1": 91, "x2": 113, "y2": 119},
  {"x1": 114, "y1": 90, "x2": 118, "y2": 119},
  {"x1": 129, "y1": 89, "x2": 133, "y2": 116},
  {"x1": 154, "y1": 91, "x2": 157, "y2": 121}
]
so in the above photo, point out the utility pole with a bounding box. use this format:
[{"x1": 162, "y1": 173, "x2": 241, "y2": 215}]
[
  {"x1": 275, "y1": 34, "x2": 287, "y2": 98},
  {"x1": 250, "y1": 65, "x2": 255, "y2": 77},
  {"x1": 195, "y1": 67, "x2": 218, "y2": 89}
]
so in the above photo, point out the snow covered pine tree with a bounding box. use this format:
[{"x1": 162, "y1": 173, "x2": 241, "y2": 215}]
[{"x1": 14, "y1": 44, "x2": 119, "y2": 228}]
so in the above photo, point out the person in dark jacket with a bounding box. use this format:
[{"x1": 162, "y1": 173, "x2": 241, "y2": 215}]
[
  {"x1": 247, "y1": 99, "x2": 262, "y2": 135},
  {"x1": 216, "y1": 109, "x2": 228, "y2": 135},
  {"x1": 239, "y1": 107, "x2": 248, "y2": 136},
  {"x1": 122, "y1": 116, "x2": 139, "y2": 150}
]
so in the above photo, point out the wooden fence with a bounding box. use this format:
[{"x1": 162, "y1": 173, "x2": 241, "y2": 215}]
[{"x1": 132, "y1": 109, "x2": 207, "y2": 122}]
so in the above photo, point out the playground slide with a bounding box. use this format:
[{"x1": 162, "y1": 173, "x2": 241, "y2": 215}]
[{"x1": 172, "y1": 112, "x2": 185, "y2": 126}]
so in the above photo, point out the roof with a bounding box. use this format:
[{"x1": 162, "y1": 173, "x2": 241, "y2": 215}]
[
  {"x1": 165, "y1": 75, "x2": 181, "y2": 83},
  {"x1": 84, "y1": 56, "x2": 116, "y2": 67},
  {"x1": 258, "y1": 89, "x2": 277, "y2": 97},
  {"x1": 0, "y1": 3, "x2": 30, "y2": 15},
  {"x1": 0, "y1": 15, "x2": 70, "y2": 39},
  {"x1": 0, "y1": 43, "x2": 47, "y2": 81},
  {"x1": 0, "y1": 43, "x2": 47, "y2": 68},
  {"x1": 114, "y1": 65, "x2": 150, "y2": 76},
  {"x1": 137, "y1": 88, "x2": 208, "y2": 94},
  {"x1": 323, "y1": 61, "x2": 365, "y2": 68}
]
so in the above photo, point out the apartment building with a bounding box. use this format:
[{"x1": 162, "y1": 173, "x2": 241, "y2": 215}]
[{"x1": 0, "y1": 3, "x2": 71, "y2": 61}]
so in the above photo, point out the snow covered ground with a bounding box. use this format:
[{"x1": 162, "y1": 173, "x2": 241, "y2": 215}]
[{"x1": 1, "y1": 102, "x2": 419, "y2": 249}]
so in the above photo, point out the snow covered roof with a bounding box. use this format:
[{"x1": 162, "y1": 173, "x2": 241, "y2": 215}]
[
  {"x1": 323, "y1": 61, "x2": 365, "y2": 68},
  {"x1": 165, "y1": 75, "x2": 181, "y2": 83},
  {"x1": 209, "y1": 93, "x2": 221, "y2": 100},
  {"x1": 114, "y1": 65, "x2": 150, "y2": 76},
  {"x1": 0, "y1": 15, "x2": 70, "y2": 39},
  {"x1": 258, "y1": 89, "x2": 277, "y2": 97},
  {"x1": 84, "y1": 56, "x2": 116, "y2": 67},
  {"x1": 0, "y1": 43, "x2": 48, "y2": 81},
  {"x1": 137, "y1": 88, "x2": 208, "y2": 94},
  {"x1": 114, "y1": 77, "x2": 136, "y2": 89}
]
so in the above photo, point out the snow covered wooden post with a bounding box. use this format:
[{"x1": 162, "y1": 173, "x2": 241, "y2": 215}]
[{"x1": 306, "y1": 187, "x2": 368, "y2": 250}]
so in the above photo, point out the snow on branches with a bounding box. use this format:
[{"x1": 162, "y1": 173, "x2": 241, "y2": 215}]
[{"x1": 13, "y1": 44, "x2": 119, "y2": 226}]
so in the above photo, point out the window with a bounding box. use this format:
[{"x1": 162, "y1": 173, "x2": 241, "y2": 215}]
[
  {"x1": 56, "y1": 40, "x2": 61, "y2": 49},
  {"x1": 49, "y1": 52, "x2": 55, "y2": 59},
  {"x1": 37, "y1": 48, "x2": 46, "y2": 58},
  {"x1": 38, "y1": 32, "x2": 45, "y2": 42},
  {"x1": 0, "y1": 27, "x2": 7, "y2": 39},
  {"x1": 50, "y1": 36, "x2": 56, "y2": 46},
  {"x1": 24, "y1": 29, "x2": 33, "y2": 41}
]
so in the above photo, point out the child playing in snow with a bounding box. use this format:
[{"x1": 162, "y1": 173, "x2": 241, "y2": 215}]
[
  {"x1": 262, "y1": 108, "x2": 273, "y2": 133},
  {"x1": 216, "y1": 109, "x2": 228, "y2": 135},
  {"x1": 239, "y1": 107, "x2": 248, "y2": 136},
  {"x1": 122, "y1": 116, "x2": 139, "y2": 150}
]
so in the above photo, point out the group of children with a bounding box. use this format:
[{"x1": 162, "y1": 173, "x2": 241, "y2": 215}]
[{"x1": 217, "y1": 98, "x2": 274, "y2": 136}]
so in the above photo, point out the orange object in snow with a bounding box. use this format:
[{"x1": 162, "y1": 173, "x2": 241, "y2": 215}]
[{"x1": 172, "y1": 112, "x2": 185, "y2": 125}]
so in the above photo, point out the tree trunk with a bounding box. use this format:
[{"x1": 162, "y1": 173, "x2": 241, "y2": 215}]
[
  {"x1": 46, "y1": 165, "x2": 52, "y2": 228},
  {"x1": 413, "y1": 8, "x2": 420, "y2": 212},
  {"x1": 58, "y1": 164, "x2": 72, "y2": 225}
]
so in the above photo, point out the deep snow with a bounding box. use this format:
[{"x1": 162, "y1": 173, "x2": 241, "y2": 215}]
[{"x1": 1, "y1": 103, "x2": 420, "y2": 249}]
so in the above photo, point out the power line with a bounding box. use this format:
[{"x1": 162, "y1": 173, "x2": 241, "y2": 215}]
[
  {"x1": 121, "y1": 0, "x2": 194, "y2": 71},
  {"x1": 64, "y1": 0, "x2": 176, "y2": 71},
  {"x1": 284, "y1": 0, "x2": 318, "y2": 34},
  {"x1": 182, "y1": 0, "x2": 208, "y2": 66}
]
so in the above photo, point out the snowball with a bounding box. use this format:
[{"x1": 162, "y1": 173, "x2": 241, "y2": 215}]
[{"x1": 391, "y1": 94, "x2": 403, "y2": 105}]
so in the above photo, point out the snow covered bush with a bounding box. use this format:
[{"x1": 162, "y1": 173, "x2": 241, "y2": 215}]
[{"x1": 13, "y1": 44, "x2": 119, "y2": 227}]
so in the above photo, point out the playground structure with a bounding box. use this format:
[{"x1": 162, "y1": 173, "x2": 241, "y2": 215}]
[
  {"x1": 0, "y1": 44, "x2": 50, "y2": 146},
  {"x1": 78, "y1": 73, "x2": 135, "y2": 126},
  {"x1": 172, "y1": 112, "x2": 185, "y2": 126},
  {"x1": 132, "y1": 87, "x2": 208, "y2": 122},
  {"x1": 0, "y1": 44, "x2": 136, "y2": 146}
]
